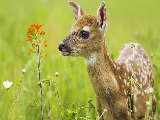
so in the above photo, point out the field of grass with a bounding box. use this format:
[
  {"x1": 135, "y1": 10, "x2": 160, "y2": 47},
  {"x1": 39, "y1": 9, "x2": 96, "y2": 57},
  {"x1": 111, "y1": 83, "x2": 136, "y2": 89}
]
[{"x1": 0, "y1": 0, "x2": 160, "y2": 119}]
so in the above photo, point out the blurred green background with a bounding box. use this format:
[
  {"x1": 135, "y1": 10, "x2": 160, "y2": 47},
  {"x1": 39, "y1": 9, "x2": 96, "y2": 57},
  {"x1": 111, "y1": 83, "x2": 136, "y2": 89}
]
[{"x1": 0, "y1": 0, "x2": 160, "y2": 119}]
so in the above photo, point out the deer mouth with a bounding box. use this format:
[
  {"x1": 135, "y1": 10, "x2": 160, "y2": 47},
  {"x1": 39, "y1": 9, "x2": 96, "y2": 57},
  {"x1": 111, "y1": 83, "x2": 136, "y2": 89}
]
[
  {"x1": 61, "y1": 51, "x2": 70, "y2": 56},
  {"x1": 59, "y1": 48, "x2": 71, "y2": 56},
  {"x1": 58, "y1": 42, "x2": 79, "y2": 56},
  {"x1": 60, "y1": 49, "x2": 79, "y2": 56},
  {"x1": 58, "y1": 42, "x2": 71, "y2": 56}
]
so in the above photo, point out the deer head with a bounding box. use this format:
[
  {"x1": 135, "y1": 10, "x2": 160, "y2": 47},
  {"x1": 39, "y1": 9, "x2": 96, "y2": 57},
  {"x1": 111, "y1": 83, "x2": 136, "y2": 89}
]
[{"x1": 58, "y1": 1, "x2": 107, "y2": 57}]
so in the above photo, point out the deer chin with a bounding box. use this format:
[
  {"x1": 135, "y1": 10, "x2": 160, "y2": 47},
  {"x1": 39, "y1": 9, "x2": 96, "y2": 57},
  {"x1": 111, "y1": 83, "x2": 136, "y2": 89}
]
[
  {"x1": 61, "y1": 51, "x2": 70, "y2": 56},
  {"x1": 61, "y1": 49, "x2": 79, "y2": 56}
]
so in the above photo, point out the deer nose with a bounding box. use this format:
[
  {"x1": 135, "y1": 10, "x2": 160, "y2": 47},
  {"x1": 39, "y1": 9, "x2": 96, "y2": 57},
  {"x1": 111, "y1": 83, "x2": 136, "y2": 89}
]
[
  {"x1": 59, "y1": 42, "x2": 71, "y2": 53},
  {"x1": 58, "y1": 42, "x2": 65, "y2": 51}
]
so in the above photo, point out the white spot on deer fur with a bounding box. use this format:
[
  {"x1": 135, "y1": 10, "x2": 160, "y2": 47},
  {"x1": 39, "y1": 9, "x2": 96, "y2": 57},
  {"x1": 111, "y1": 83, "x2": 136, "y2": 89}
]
[
  {"x1": 134, "y1": 106, "x2": 137, "y2": 112},
  {"x1": 140, "y1": 58, "x2": 142, "y2": 62},
  {"x1": 134, "y1": 85, "x2": 142, "y2": 95},
  {"x1": 144, "y1": 61, "x2": 147, "y2": 66},
  {"x1": 124, "y1": 90, "x2": 127, "y2": 95},
  {"x1": 111, "y1": 76, "x2": 119, "y2": 89},
  {"x1": 128, "y1": 56, "x2": 132, "y2": 61},
  {"x1": 125, "y1": 59, "x2": 129, "y2": 64},
  {"x1": 144, "y1": 88, "x2": 149, "y2": 94},
  {"x1": 82, "y1": 26, "x2": 90, "y2": 31},
  {"x1": 85, "y1": 53, "x2": 96, "y2": 66},
  {"x1": 117, "y1": 67, "x2": 120, "y2": 70},
  {"x1": 124, "y1": 79, "x2": 127, "y2": 85},
  {"x1": 134, "y1": 95, "x2": 137, "y2": 102},
  {"x1": 125, "y1": 73, "x2": 127, "y2": 76},
  {"x1": 140, "y1": 77, "x2": 142, "y2": 83}
]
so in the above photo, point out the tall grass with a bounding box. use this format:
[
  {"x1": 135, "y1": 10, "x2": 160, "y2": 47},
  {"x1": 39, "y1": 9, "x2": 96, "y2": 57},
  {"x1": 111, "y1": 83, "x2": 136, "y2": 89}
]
[{"x1": 0, "y1": 0, "x2": 160, "y2": 119}]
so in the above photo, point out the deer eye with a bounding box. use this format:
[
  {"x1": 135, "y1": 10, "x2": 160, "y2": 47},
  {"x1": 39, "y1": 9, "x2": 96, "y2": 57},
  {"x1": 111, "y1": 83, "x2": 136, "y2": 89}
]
[{"x1": 80, "y1": 30, "x2": 89, "y2": 39}]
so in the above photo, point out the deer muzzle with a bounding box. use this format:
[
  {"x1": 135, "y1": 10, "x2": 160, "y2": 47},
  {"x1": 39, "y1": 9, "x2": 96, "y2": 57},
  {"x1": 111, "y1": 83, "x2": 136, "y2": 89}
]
[{"x1": 58, "y1": 42, "x2": 72, "y2": 56}]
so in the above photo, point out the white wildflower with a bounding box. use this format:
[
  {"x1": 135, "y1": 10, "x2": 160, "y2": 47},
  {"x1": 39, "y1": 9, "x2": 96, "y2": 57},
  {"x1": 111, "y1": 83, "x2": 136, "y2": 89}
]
[{"x1": 3, "y1": 80, "x2": 13, "y2": 89}]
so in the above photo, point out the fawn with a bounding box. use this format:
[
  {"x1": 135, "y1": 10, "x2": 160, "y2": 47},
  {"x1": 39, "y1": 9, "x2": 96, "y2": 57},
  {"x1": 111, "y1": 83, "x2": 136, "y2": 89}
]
[{"x1": 58, "y1": 1, "x2": 156, "y2": 120}]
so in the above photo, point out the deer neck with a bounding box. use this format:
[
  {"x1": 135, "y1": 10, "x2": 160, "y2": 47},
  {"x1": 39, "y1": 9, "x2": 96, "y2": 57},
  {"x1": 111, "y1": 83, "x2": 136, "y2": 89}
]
[{"x1": 85, "y1": 39, "x2": 119, "y2": 98}]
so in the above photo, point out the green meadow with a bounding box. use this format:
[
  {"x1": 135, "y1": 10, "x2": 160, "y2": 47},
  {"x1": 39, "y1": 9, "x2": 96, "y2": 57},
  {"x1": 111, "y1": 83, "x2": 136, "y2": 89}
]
[{"x1": 0, "y1": 0, "x2": 160, "y2": 119}]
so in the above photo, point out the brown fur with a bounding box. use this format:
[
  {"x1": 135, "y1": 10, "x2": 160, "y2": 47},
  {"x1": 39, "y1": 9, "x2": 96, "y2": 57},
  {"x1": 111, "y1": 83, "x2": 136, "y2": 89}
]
[{"x1": 58, "y1": 1, "x2": 156, "y2": 120}]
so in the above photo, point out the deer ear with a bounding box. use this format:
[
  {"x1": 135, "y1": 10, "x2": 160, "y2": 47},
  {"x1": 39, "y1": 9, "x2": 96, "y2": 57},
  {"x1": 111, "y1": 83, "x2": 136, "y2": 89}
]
[
  {"x1": 69, "y1": 1, "x2": 86, "y2": 21},
  {"x1": 97, "y1": 2, "x2": 107, "y2": 30}
]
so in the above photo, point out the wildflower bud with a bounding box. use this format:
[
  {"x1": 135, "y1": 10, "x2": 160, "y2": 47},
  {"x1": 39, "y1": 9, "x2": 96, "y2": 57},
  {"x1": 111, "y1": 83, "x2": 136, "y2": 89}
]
[
  {"x1": 150, "y1": 53, "x2": 153, "y2": 58},
  {"x1": 88, "y1": 98, "x2": 92, "y2": 103},
  {"x1": 47, "y1": 75, "x2": 52, "y2": 79},
  {"x1": 55, "y1": 72, "x2": 59, "y2": 77},
  {"x1": 104, "y1": 109, "x2": 108, "y2": 113},
  {"x1": 22, "y1": 69, "x2": 26, "y2": 74},
  {"x1": 37, "y1": 82, "x2": 41, "y2": 86},
  {"x1": 131, "y1": 43, "x2": 135, "y2": 48},
  {"x1": 148, "y1": 87, "x2": 153, "y2": 94}
]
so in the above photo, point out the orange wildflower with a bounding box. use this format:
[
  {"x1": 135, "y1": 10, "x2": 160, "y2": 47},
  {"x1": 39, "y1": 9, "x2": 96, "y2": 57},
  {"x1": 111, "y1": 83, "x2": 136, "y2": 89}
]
[
  {"x1": 32, "y1": 43, "x2": 38, "y2": 47},
  {"x1": 40, "y1": 31, "x2": 45, "y2": 35},
  {"x1": 27, "y1": 38, "x2": 33, "y2": 42},
  {"x1": 27, "y1": 23, "x2": 48, "y2": 58},
  {"x1": 44, "y1": 54, "x2": 48, "y2": 58},
  {"x1": 27, "y1": 35, "x2": 32, "y2": 39},
  {"x1": 27, "y1": 23, "x2": 42, "y2": 36},
  {"x1": 43, "y1": 41, "x2": 47, "y2": 47},
  {"x1": 28, "y1": 49, "x2": 33, "y2": 55}
]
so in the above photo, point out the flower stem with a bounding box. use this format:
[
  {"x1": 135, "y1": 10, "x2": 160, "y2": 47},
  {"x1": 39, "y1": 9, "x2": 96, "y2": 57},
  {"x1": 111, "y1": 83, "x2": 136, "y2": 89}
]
[
  {"x1": 129, "y1": 44, "x2": 135, "y2": 119},
  {"x1": 48, "y1": 100, "x2": 51, "y2": 120},
  {"x1": 37, "y1": 41, "x2": 43, "y2": 120}
]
